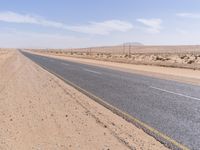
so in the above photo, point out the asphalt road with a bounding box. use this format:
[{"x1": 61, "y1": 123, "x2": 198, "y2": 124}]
[{"x1": 21, "y1": 51, "x2": 200, "y2": 150}]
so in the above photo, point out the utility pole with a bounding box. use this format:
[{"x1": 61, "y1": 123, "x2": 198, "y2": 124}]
[
  {"x1": 123, "y1": 44, "x2": 125, "y2": 55},
  {"x1": 90, "y1": 47, "x2": 92, "y2": 56},
  {"x1": 128, "y1": 44, "x2": 131, "y2": 57}
]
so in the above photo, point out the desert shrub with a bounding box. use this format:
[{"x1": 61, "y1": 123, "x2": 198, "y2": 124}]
[{"x1": 187, "y1": 60, "x2": 195, "y2": 64}]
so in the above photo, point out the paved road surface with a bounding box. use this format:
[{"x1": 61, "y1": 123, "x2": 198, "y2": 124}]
[{"x1": 22, "y1": 51, "x2": 200, "y2": 149}]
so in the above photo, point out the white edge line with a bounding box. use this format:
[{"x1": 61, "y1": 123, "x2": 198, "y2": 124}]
[
  {"x1": 83, "y1": 68, "x2": 102, "y2": 75},
  {"x1": 61, "y1": 62, "x2": 69, "y2": 66},
  {"x1": 150, "y1": 86, "x2": 200, "y2": 101}
]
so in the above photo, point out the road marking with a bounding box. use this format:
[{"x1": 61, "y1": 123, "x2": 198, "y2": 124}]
[
  {"x1": 83, "y1": 68, "x2": 102, "y2": 75},
  {"x1": 61, "y1": 62, "x2": 69, "y2": 66},
  {"x1": 150, "y1": 86, "x2": 200, "y2": 101}
]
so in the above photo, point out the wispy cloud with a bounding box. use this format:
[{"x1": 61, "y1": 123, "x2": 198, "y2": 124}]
[
  {"x1": 176, "y1": 28, "x2": 188, "y2": 35},
  {"x1": 0, "y1": 11, "x2": 133, "y2": 35},
  {"x1": 137, "y1": 18, "x2": 162, "y2": 33},
  {"x1": 67, "y1": 20, "x2": 133, "y2": 35},
  {"x1": 176, "y1": 13, "x2": 200, "y2": 19},
  {"x1": 0, "y1": 11, "x2": 64, "y2": 28}
]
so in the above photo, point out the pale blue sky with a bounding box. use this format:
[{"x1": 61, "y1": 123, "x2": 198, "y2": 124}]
[{"x1": 0, "y1": 0, "x2": 200, "y2": 48}]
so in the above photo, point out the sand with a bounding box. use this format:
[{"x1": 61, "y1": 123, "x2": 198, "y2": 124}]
[{"x1": 0, "y1": 50, "x2": 168, "y2": 149}]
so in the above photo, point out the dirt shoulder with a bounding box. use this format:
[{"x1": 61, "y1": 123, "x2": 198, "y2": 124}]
[
  {"x1": 0, "y1": 50, "x2": 168, "y2": 149},
  {"x1": 28, "y1": 50, "x2": 200, "y2": 86}
]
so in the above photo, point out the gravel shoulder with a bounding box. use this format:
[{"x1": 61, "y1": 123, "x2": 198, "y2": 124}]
[{"x1": 0, "y1": 50, "x2": 168, "y2": 149}]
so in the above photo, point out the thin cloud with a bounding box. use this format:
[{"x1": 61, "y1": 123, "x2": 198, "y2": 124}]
[
  {"x1": 67, "y1": 20, "x2": 133, "y2": 35},
  {"x1": 137, "y1": 18, "x2": 162, "y2": 33},
  {"x1": 176, "y1": 13, "x2": 200, "y2": 19},
  {"x1": 176, "y1": 28, "x2": 188, "y2": 35},
  {"x1": 0, "y1": 11, "x2": 64, "y2": 28},
  {"x1": 0, "y1": 11, "x2": 133, "y2": 35}
]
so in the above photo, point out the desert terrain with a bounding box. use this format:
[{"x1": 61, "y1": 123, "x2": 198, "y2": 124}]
[{"x1": 0, "y1": 49, "x2": 168, "y2": 150}]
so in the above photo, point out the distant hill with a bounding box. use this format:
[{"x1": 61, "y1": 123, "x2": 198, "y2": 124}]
[{"x1": 123, "y1": 42, "x2": 143, "y2": 46}]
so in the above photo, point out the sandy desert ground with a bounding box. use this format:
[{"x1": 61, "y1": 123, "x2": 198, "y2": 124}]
[{"x1": 0, "y1": 49, "x2": 168, "y2": 150}]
